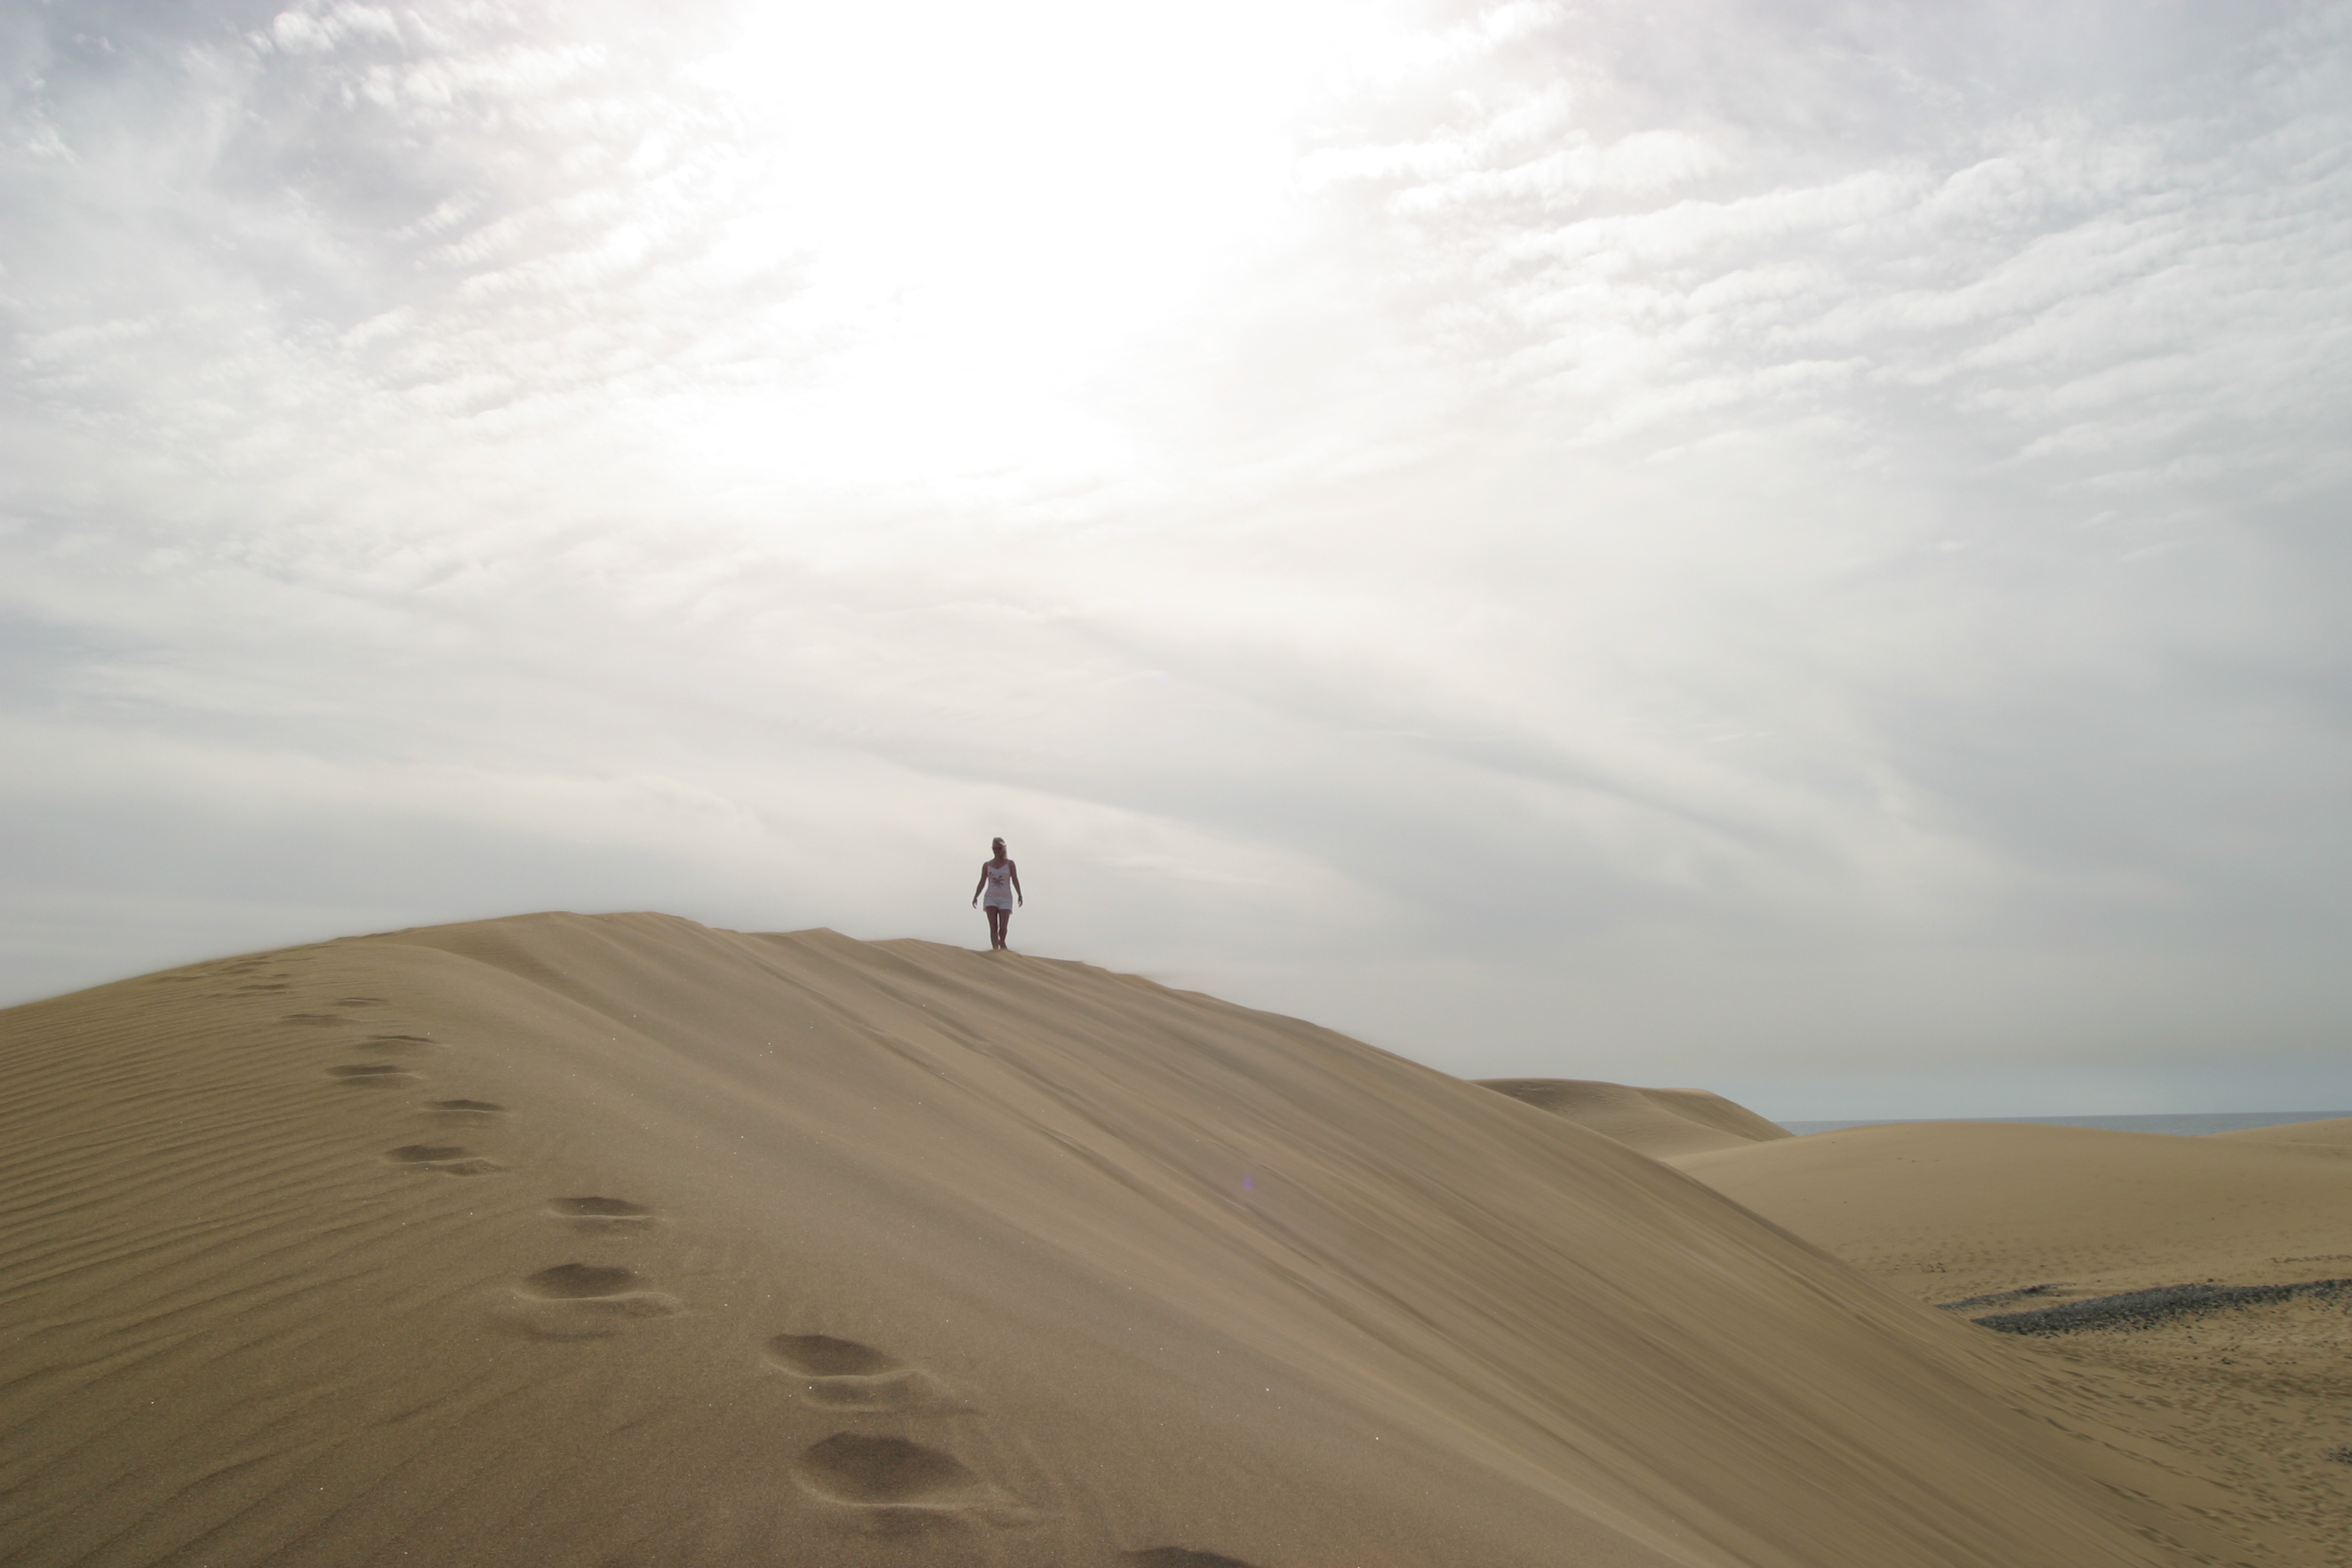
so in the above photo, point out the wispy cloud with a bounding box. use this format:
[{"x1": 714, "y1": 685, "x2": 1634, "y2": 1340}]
[{"x1": 5, "y1": 0, "x2": 2350, "y2": 1114}]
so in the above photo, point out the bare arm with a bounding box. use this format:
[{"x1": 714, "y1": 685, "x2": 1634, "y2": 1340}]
[
  {"x1": 1009, "y1": 861, "x2": 1022, "y2": 903},
  {"x1": 972, "y1": 867, "x2": 988, "y2": 905}
]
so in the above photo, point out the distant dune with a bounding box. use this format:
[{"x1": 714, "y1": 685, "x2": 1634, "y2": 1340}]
[
  {"x1": 1477, "y1": 1077, "x2": 1791, "y2": 1158},
  {"x1": 0, "y1": 913, "x2": 2273, "y2": 1566},
  {"x1": 2208, "y1": 1116, "x2": 2352, "y2": 1147},
  {"x1": 1675, "y1": 1119, "x2": 2352, "y2": 1304}
]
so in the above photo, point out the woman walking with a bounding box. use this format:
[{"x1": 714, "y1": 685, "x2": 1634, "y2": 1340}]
[{"x1": 971, "y1": 838, "x2": 1023, "y2": 950}]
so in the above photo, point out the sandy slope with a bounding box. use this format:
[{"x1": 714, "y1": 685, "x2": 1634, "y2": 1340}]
[
  {"x1": 0, "y1": 914, "x2": 2244, "y2": 1568},
  {"x1": 1676, "y1": 1119, "x2": 2352, "y2": 1563},
  {"x1": 1477, "y1": 1079, "x2": 1791, "y2": 1158}
]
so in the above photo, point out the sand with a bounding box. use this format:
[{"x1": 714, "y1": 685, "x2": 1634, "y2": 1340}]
[
  {"x1": 0, "y1": 912, "x2": 2300, "y2": 1567},
  {"x1": 1477, "y1": 1078, "x2": 1791, "y2": 1158},
  {"x1": 1674, "y1": 1119, "x2": 2352, "y2": 1304},
  {"x1": 1678, "y1": 1118, "x2": 2352, "y2": 1562},
  {"x1": 2210, "y1": 1116, "x2": 2352, "y2": 1148}
]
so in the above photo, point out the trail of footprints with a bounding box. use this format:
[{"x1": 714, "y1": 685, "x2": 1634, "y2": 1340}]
[
  {"x1": 286, "y1": 976, "x2": 1254, "y2": 1564},
  {"x1": 759, "y1": 1331, "x2": 1258, "y2": 1562},
  {"x1": 292, "y1": 995, "x2": 689, "y2": 1338}
]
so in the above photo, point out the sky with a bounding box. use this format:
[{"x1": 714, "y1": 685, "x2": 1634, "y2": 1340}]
[{"x1": 5, "y1": 0, "x2": 2350, "y2": 1119}]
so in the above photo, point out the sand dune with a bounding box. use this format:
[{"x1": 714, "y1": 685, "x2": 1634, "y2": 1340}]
[
  {"x1": 1675, "y1": 1119, "x2": 2352, "y2": 1305},
  {"x1": 1478, "y1": 1078, "x2": 1791, "y2": 1158},
  {"x1": 2208, "y1": 1116, "x2": 2352, "y2": 1148},
  {"x1": 1677, "y1": 1118, "x2": 2352, "y2": 1563},
  {"x1": 0, "y1": 913, "x2": 2262, "y2": 1567}
]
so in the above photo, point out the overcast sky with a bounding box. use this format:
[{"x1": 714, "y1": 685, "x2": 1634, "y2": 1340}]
[{"x1": 5, "y1": 0, "x2": 2350, "y2": 1117}]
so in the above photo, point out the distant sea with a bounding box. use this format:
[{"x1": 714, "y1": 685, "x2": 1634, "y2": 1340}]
[{"x1": 1777, "y1": 1110, "x2": 2352, "y2": 1138}]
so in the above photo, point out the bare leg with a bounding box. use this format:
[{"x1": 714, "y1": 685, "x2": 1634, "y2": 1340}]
[{"x1": 986, "y1": 907, "x2": 1009, "y2": 949}]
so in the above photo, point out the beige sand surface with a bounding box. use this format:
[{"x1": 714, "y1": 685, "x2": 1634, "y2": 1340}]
[
  {"x1": 2210, "y1": 1116, "x2": 2352, "y2": 1148},
  {"x1": 0, "y1": 913, "x2": 2264, "y2": 1568},
  {"x1": 1478, "y1": 1079, "x2": 1791, "y2": 1158},
  {"x1": 1675, "y1": 1120, "x2": 2352, "y2": 1303},
  {"x1": 1677, "y1": 1119, "x2": 2352, "y2": 1562}
]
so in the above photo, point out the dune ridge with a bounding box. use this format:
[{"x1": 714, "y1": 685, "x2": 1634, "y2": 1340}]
[
  {"x1": 0, "y1": 913, "x2": 2249, "y2": 1566},
  {"x1": 1477, "y1": 1078, "x2": 1791, "y2": 1158}
]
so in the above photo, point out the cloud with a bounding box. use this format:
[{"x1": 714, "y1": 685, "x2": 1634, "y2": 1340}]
[{"x1": 3, "y1": 0, "x2": 2351, "y2": 1114}]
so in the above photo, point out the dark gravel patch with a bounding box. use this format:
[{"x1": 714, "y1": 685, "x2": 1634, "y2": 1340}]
[
  {"x1": 1939, "y1": 1283, "x2": 2067, "y2": 1312},
  {"x1": 1969, "y1": 1278, "x2": 2352, "y2": 1335}
]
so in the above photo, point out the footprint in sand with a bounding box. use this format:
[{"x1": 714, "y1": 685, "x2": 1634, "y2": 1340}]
[
  {"x1": 424, "y1": 1099, "x2": 506, "y2": 1118},
  {"x1": 383, "y1": 1144, "x2": 503, "y2": 1177},
  {"x1": 524, "y1": 1263, "x2": 645, "y2": 1298},
  {"x1": 327, "y1": 1063, "x2": 418, "y2": 1086},
  {"x1": 497, "y1": 1262, "x2": 681, "y2": 1338},
  {"x1": 548, "y1": 1196, "x2": 656, "y2": 1234},
  {"x1": 788, "y1": 1430, "x2": 1044, "y2": 1536},
  {"x1": 791, "y1": 1432, "x2": 990, "y2": 1515},
  {"x1": 361, "y1": 1032, "x2": 438, "y2": 1055},
  {"x1": 385, "y1": 1143, "x2": 466, "y2": 1162},
  {"x1": 1121, "y1": 1551, "x2": 1261, "y2": 1568},
  {"x1": 768, "y1": 1334, "x2": 898, "y2": 1377},
  {"x1": 763, "y1": 1334, "x2": 958, "y2": 1412},
  {"x1": 335, "y1": 996, "x2": 389, "y2": 1008}
]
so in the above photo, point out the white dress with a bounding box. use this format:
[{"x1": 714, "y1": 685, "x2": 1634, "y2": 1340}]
[{"x1": 982, "y1": 861, "x2": 1016, "y2": 910}]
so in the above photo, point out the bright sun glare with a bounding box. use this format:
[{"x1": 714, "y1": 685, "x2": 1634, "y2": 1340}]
[{"x1": 664, "y1": 0, "x2": 1390, "y2": 498}]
